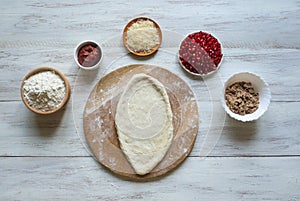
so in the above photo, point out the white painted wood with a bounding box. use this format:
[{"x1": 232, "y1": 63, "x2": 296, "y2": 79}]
[
  {"x1": 1, "y1": 41, "x2": 299, "y2": 101},
  {"x1": 1, "y1": 157, "x2": 300, "y2": 201},
  {"x1": 0, "y1": 0, "x2": 299, "y2": 48},
  {"x1": 0, "y1": 0, "x2": 299, "y2": 200},
  {"x1": 1, "y1": 100, "x2": 299, "y2": 157}
]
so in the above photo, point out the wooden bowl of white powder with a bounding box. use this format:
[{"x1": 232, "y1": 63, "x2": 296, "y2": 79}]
[
  {"x1": 123, "y1": 17, "x2": 162, "y2": 56},
  {"x1": 21, "y1": 67, "x2": 71, "y2": 115}
]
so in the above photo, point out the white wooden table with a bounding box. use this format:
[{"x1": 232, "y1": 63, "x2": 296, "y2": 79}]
[{"x1": 1, "y1": 1, "x2": 300, "y2": 200}]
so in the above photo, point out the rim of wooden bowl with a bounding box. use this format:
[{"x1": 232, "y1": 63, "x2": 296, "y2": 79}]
[
  {"x1": 122, "y1": 17, "x2": 162, "y2": 56},
  {"x1": 20, "y1": 66, "x2": 71, "y2": 115}
]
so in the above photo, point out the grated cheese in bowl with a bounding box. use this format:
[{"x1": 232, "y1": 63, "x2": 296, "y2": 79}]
[{"x1": 124, "y1": 18, "x2": 162, "y2": 56}]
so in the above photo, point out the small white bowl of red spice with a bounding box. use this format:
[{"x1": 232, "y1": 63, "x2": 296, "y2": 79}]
[
  {"x1": 74, "y1": 40, "x2": 103, "y2": 70},
  {"x1": 178, "y1": 31, "x2": 223, "y2": 76}
]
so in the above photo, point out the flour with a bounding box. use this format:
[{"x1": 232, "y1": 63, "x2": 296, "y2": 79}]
[{"x1": 23, "y1": 71, "x2": 66, "y2": 112}]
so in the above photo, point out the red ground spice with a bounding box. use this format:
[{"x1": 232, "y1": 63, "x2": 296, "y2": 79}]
[{"x1": 78, "y1": 44, "x2": 101, "y2": 67}]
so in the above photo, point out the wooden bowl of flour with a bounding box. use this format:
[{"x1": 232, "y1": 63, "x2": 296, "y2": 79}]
[
  {"x1": 123, "y1": 17, "x2": 162, "y2": 56},
  {"x1": 21, "y1": 67, "x2": 71, "y2": 115}
]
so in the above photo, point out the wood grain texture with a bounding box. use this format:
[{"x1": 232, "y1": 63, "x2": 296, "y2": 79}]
[
  {"x1": 2, "y1": 101, "x2": 299, "y2": 157},
  {"x1": 0, "y1": 0, "x2": 299, "y2": 49},
  {"x1": 1, "y1": 157, "x2": 300, "y2": 201},
  {"x1": 1, "y1": 46, "x2": 299, "y2": 101},
  {"x1": 0, "y1": 0, "x2": 299, "y2": 200}
]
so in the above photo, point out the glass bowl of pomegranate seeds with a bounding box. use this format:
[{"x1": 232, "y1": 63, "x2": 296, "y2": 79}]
[{"x1": 178, "y1": 31, "x2": 223, "y2": 76}]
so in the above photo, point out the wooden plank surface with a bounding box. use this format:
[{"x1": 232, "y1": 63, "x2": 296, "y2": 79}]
[
  {"x1": 0, "y1": 0, "x2": 299, "y2": 48},
  {"x1": 1, "y1": 47, "x2": 299, "y2": 101},
  {"x1": 1, "y1": 101, "x2": 300, "y2": 157},
  {"x1": 1, "y1": 157, "x2": 299, "y2": 201},
  {"x1": 0, "y1": 0, "x2": 299, "y2": 200}
]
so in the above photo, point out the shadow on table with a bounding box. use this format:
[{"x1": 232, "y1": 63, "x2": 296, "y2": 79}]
[
  {"x1": 29, "y1": 107, "x2": 67, "y2": 137},
  {"x1": 225, "y1": 115, "x2": 258, "y2": 142}
]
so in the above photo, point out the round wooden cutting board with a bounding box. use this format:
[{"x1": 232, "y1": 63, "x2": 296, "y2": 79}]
[{"x1": 83, "y1": 64, "x2": 199, "y2": 180}]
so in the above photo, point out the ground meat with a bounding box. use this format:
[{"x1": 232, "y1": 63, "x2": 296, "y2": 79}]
[{"x1": 225, "y1": 81, "x2": 259, "y2": 115}]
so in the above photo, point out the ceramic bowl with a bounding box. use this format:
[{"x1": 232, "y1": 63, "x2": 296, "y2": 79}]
[
  {"x1": 21, "y1": 66, "x2": 71, "y2": 115},
  {"x1": 221, "y1": 72, "x2": 271, "y2": 122},
  {"x1": 74, "y1": 40, "x2": 103, "y2": 70},
  {"x1": 123, "y1": 17, "x2": 162, "y2": 56}
]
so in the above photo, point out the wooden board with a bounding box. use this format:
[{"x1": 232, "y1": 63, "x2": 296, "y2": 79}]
[{"x1": 83, "y1": 64, "x2": 199, "y2": 180}]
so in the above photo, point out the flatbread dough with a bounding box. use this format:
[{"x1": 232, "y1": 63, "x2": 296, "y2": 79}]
[{"x1": 115, "y1": 74, "x2": 173, "y2": 175}]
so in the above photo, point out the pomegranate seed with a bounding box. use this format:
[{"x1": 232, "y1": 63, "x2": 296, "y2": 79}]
[{"x1": 179, "y1": 31, "x2": 223, "y2": 75}]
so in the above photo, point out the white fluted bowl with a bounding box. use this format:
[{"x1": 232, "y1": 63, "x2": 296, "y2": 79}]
[{"x1": 221, "y1": 72, "x2": 271, "y2": 122}]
